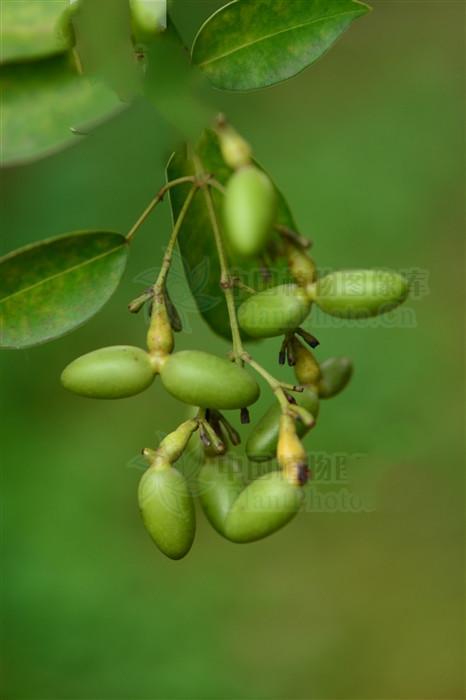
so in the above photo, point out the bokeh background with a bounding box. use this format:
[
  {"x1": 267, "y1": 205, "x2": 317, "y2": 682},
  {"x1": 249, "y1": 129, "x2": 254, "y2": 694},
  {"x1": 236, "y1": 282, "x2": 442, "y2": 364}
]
[{"x1": 1, "y1": 1, "x2": 464, "y2": 698}]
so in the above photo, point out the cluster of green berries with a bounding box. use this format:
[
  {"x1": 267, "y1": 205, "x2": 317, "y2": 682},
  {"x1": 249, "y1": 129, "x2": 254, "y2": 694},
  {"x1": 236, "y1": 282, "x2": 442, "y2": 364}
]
[{"x1": 61, "y1": 120, "x2": 409, "y2": 560}]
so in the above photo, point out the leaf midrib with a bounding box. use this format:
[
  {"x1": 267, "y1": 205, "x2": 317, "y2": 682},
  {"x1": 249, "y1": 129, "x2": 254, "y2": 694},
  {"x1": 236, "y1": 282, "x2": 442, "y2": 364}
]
[
  {"x1": 195, "y1": 8, "x2": 363, "y2": 68},
  {"x1": 0, "y1": 245, "x2": 125, "y2": 306}
]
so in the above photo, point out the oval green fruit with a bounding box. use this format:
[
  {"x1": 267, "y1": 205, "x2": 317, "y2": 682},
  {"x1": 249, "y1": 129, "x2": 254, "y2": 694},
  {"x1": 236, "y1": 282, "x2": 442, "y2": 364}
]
[
  {"x1": 160, "y1": 351, "x2": 260, "y2": 409},
  {"x1": 225, "y1": 471, "x2": 303, "y2": 543},
  {"x1": 138, "y1": 465, "x2": 195, "y2": 560},
  {"x1": 130, "y1": 0, "x2": 166, "y2": 41},
  {"x1": 198, "y1": 458, "x2": 244, "y2": 536},
  {"x1": 246, "y1": 388, "x2": 319, "y2": 462},
  {"x1": 224, "y1": 165, "x2": 277, "y2": 257},
  {"x1": 318, "y1": 357, "x2": 353, "y2": 399},
  {"x1": 238, "y1": 284, "x2": 311, "y2": 339},
  {"x1": 312, "y1": 269, "x2": 409, "y2": 318},
  {"x1": 61, "y1": 345, "x2": 155, "y2": 399}
]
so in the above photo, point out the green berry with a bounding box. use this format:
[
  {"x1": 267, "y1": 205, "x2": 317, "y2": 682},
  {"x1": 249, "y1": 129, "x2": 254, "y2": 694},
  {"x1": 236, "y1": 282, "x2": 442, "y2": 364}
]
[
  {"x1": 61, "y1": 346, "x2": 155, "y2": 399},
  {"x1": 238, "y1": 284, "x2": 311, "y2": 339},
  {"x1": 246, "y1": 388, "x2": 319, "y2": 463},
  {"x1": 217, "y1": 120, "x2": 252, "y2": 169},
  {"x1": 224, "y1": 165, "x2": 277, "y2": 257},
  {"x1": 138, "y1": 464, "x2": 195, "y2": 560},
  {"x1": 198, "y1": 458, "x2": 244, "y2": 536},
  {"x1": 160, "y1": 350, "x2": 260, "y2": 410},
  {"x1": 224, "y1": 471, "x2": 303, "y2": 543},
  {"x1": 129, "y1": 0, "x2": 166, "y2": 41},
  {"x1": 318, "y1": 357, "x2": 353, "y2": 398},
  {"x1": 310, "y1": 269, "x2": 409, "y2": 318}
]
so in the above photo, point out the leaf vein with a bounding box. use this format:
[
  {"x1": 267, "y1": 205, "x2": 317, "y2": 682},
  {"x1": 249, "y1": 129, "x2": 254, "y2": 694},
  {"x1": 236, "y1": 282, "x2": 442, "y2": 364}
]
[
  {"x1": 195, "y1": 9, "x2": 364, "y2": 68},
  {"x1": 0, "y1": 245, "x2": 125, "y2": 306}
]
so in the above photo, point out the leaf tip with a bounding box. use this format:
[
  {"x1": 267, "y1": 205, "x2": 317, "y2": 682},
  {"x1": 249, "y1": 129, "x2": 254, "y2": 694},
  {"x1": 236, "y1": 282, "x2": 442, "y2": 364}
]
[{"x1": 353, "y1": 0, "x2": 373, "y2": 16}]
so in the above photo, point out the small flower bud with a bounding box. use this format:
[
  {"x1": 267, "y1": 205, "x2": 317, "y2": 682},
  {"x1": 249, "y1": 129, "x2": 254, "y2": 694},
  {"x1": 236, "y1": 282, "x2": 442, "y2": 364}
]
[
  {"x1": 154, "y1": 419, "x2": 199, "y2": 465},
  {"x1": 277, "y1": 414, "x2": 309, "y2": 486},
  {"x1": 216, "y1": 116, "x2": 252, "y2": 170},
  {"x1": 146, "y1": 292, "x2": 174, "y2": 362}
]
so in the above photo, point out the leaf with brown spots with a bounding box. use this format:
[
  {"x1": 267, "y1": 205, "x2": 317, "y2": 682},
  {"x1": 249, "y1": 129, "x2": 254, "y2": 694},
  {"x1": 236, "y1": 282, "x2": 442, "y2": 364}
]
[{"x1": 0, "y1": 231, "x2": 128, "y2": 348}]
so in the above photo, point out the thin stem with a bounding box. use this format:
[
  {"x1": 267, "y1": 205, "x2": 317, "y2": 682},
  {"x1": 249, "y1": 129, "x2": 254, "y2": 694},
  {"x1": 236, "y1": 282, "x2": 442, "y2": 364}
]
[
  {"x1": 196, "y1": 170, "x2": 244, "y2": 361},
  {"x1": 153, "y1": 186, "x2": 198, "y2": 294},
  {"x1": 126, "y1": 176, "x2": 196, "y2": 243},
  {"x1": 208, "y1": 179, "x2": 226, "y2": 195},
  {"x1": 232, "y1": 277, "x2": 256, "y2": 295},
  {"x1": 191, "y1": 149, "x2": 294, "y2": 410},
  {"x1": 241, "y1": 353, "x2": 290, "y2": 412},
  {"x1": 275, "y1": 224, "x2": 312, "y2": 250}
]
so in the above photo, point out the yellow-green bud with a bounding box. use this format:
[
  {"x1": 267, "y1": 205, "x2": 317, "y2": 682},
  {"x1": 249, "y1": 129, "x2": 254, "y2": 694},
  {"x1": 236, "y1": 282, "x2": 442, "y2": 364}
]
[
  {"x1": 217, "y1": 118, "x2": 252, "y2": 170},
  {"x1": 152, "y1": 419, "x2": 198, "y2": 465},
  {"x1": 146, "y1": 293, "x2": 174, "y2": 367},
  {"x1": 277, "y1": 414, "x2": 309, "y2": 486}
]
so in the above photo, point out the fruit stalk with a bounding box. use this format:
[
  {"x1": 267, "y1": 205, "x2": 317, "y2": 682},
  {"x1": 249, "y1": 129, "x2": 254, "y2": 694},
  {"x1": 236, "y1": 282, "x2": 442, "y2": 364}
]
[
  {"x1": 152, "y1": 186, "x2": 198, "y2": 295},
  {"x1": 240, "y1": 353, "x2": 290, "y2": 412},
  {"x1": 126, "y1": 176, "x2": 197, "y2": 243},
  {"x1": 146, "y1": 185, "x2": 198, "y2": 365},
  {"x1": 200, "y1": 177, "x2": 245, "y2": 363},
  {"x1": 194, "y1": 151, "x2": 311, "y2": 414}
]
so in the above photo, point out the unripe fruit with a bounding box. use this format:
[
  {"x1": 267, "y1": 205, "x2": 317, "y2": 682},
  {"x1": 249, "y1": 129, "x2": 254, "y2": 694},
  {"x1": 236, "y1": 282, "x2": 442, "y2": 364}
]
[
  {"x1": 246, "y1": 388, "x2": 319, "y2": 462},
  {"x1": 224, "y1": 165, "x2": 277, "y2": 257},
  {"x1": 130, "y1": 0, "x2": 166, "y2": 41},
  {"x1": 138, "y1": 464, "x2": 195, "y2": 560},
  {"x1": 198, "y1": 458, "x2": 244, "y2": 536},
  {"x1": 318, "y1": 357, "x2": 353, "y2": 399},
  {"x1": 224, "y1": 471, "x2": 303, "y2": 543},
  {"x1": 160, "y1": 351, "x2": 260, "y2": 409},
  {"x1": 217, "y1": 122, "x2": 252, "y2": 169},
  {"x1": 291, "y1": 337, "x2": 321, "y2": 386},
  {"x1": 309, "y1": 269, "x2": 409, "y2": 318},
  {"x1": 238, "y1": 285, "x2": 311, "y2": 339},
  {"x1": 61, "y1": 346, "x2": 155, "y2": 399}
]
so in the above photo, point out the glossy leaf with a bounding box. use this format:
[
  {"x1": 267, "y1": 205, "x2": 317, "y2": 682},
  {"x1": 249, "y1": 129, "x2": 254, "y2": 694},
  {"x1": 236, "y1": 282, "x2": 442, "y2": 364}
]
[
  {"x1": 1, "y1": 55, "x2": 123, "y2": 167},
  {"x1": 191, "y1": 0, "x2": 371, "y2": 91},
  {"x1": 0, "y1": 0, "x2": 73, "y2": 65},
  {"x1": 166, "y1": 129, "x2": 295, "y2": 339},
  {"x1": 0, "y1": 231, "x2": 128, "y2": 348}
]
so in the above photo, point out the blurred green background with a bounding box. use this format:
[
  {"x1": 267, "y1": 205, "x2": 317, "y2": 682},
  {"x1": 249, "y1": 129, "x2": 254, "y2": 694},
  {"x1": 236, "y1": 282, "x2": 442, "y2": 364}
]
[{"x1": 1, "y1": 1, "x2": 464, "y2": 698}]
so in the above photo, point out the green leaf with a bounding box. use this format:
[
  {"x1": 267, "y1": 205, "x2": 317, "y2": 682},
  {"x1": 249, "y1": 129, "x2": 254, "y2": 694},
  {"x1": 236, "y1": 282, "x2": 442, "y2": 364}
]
[
  {"x1": 0, "y1": 231, "x2": 128, "y2": 349},
  {"x1": 0, "y1": 0, "x2": 74, "y2": 65},
  {"x1": 166, "y1": 130, "x2": 296, "y2": 339},
  {"x1": 1, "y1": 55, "x2": 123, "y2": 168},
  {"x1": 191, "y1": 0, "x2": 371, "y2": 91}
]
